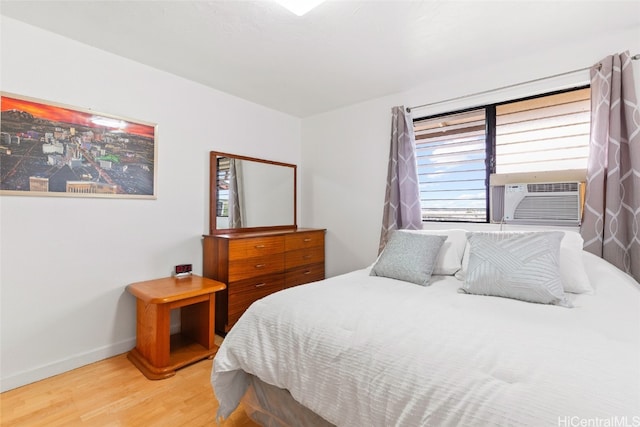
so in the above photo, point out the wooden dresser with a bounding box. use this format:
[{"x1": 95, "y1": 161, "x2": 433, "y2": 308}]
[{"x1": 203, "y1": 228, "x2": 325, "y2": 334}]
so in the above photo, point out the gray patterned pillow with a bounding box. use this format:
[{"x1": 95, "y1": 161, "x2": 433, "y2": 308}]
[
  {"x1": 459, "y1": 231, "x2": 572, "y2": 307},
  {"x1": 370, "y1": 231, "x2": 446, "y2": 286}
]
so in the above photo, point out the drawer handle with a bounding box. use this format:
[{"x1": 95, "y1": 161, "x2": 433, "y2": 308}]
[
  {"x1": 303, "y1": 238, "x2": 312, "y2": 242},
  {"x1": 303, "y1": 255, "x2": 312, "y2": 259},
  {"x1": 255, "y1": 244, "x2": 265, "y2": 248},
  {"x1": 255, "y1": 283, "x2": 266, "y2": 288},
  {"x1": 255, "y1": 264, "x2": 266, "y2": 268},
  {"x1": 304, "y1": 270, "x2": 311, "y2": 275}
]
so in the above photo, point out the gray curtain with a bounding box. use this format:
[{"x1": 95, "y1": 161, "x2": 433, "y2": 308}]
[
  {"x1": 228, "y1": 159, "x2": 243, "y2": 228},
  {"x1": 581, "y1": 51, "x2": 640, "y2": 282},
  {"x1": 378, "y1": 106, "x2": 422, "y2": 252}
]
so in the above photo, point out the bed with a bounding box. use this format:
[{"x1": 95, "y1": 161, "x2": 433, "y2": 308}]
[{"x1": 211, "y1": 229, "x2": 640, "y2": 426}]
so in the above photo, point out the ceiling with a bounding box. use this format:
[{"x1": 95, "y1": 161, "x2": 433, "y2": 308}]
[{"x1": 2, "y1": 1, "x2": 639, "y2": 118}]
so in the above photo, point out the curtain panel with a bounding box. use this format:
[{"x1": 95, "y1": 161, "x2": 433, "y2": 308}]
[
  {"x1": 228, "y1": 159, "x2": 243, "y2": 228},
  {"x1": 582, "y1": 51, "x2": 640, "y2": 282},
  {"x1": 378, "y1": 106, "x2": 422, "y2": 253}
]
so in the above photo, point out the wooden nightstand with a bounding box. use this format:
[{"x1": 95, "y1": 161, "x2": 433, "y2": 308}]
[{"x1": 126, "y1": 275, "x2": 226, "y2": 380}]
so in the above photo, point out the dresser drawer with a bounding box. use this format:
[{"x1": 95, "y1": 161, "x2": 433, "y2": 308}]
[
  {"x1": 285, "y1": 245, "x2": 324, "y2": 269},
  {"x1": 228, "y1": 254, "x2": 285, "y2": 282},
  {"x1": 285, "y1": 231, "x2": 325, "y2": 251},
  {"x1": 228, "y1": 274, "x2": 285, "y2": 325},
  {"x1": 229, "y1": 236, "x2": 285, "y2": 260},
  {"x1": 285, "y1": 263, "x2": 325, "y2": 288},
  {"x1": 204, "y1": 229, "x2": 325, "y2": 334}
]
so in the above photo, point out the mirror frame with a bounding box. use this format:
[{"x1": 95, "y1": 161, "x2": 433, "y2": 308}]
[{"x1": 209, "y1": 151, "x2": 297, "y2": 235}]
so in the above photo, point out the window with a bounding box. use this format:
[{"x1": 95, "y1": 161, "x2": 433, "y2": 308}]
[
  {"x1": 495, "y1": 89, "x2": 591, "y2": 174},
  {"x1": 216, "y1": 156, "x2": 230, "y2": 217},
  {"x1": 414, "y1": 108, "x2": 488, "y2": 222},
  {"x1": 414, "y1": 87, "x2": 590, "y2": 222}
]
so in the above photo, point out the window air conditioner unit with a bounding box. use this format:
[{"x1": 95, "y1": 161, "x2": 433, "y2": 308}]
[{"x1": 503, "y1": 182, "x2": 581, "y2": 226}]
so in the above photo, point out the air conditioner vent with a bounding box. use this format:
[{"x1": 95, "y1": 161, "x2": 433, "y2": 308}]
[
  {"x1": 502, "y1": 181, "x2": 581, "y2": 226},
  {"x1": 514, "y1": 195, "x2": 580, "y2": 221},
  {"x1": 527, "y1": 182, "x2": 579, "y2": 193}
]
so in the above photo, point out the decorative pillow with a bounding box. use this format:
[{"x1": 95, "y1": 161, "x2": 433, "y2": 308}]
[
  {"x1": 455, "y1": 230, "x2": 593, "y2": 294},
  {"x1": 459, "y1": 232, "x2": 572, "y2": 307},
  {"x1": 370, "y1": 231, "x2": 446, "y2": 286},
  {"x1": 414, "y1": 229, "x2": 467, "y2": 275}
]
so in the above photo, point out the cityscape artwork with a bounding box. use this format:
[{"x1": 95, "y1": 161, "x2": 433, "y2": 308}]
[{"x1": 0, "y1": 93, "x2": 157, "y2": 199}]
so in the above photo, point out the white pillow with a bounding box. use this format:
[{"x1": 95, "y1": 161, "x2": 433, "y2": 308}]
[
  {"x1": 413, "y1": 229, "x2": 467, "y2": 275},
  {"x1": 455, "y1": 230, "x2": 593, "y2": 294},
  {"x1": 557, "y1": 231, "x2": 594, "y2": 294},
  {"x1": 459, "y1": 232, "x2": 572, "y2": 307}
]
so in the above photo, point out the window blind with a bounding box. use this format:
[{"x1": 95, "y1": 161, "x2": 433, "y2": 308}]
[
  {"x1": 495, "y1": 88, "x2": 590, "y2": 174},
  {"x1": 414, "y1": 109, "x2": 487, "y2": 222},
  {"x1": 216, "y1": 157, "x2": 230, "y2": 216}
]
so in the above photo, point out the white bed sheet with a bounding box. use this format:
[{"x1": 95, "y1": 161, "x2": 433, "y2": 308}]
[{"x1": 212, "y1": 252, "x2": 640, "y2": 426}]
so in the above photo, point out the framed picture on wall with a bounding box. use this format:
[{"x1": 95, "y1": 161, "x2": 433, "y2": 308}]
[{"x1": 0, "y1": 92, "x2": 158, "y2": 199}]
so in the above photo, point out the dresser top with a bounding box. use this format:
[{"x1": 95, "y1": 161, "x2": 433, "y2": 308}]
[{"x1": 204, "y1": 228, "x2": 325, "y2": 240}]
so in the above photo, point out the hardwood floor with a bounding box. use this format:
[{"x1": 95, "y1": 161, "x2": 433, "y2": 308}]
[{"x1": 1, "y1": 351, "x2": 259, "y2": 426}]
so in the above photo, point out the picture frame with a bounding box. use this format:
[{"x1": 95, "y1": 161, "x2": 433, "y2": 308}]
[{"x1": 0, "y1": 92, "x2": 158, "y2": 199}]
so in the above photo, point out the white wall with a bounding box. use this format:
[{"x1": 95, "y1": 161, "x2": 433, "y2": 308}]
[
  {"x1": 301, "y1": 25, "x2": 640, "y2": 278},
  {"x1": 0, "y1": 17, "x2": 301, "y2": 391}
]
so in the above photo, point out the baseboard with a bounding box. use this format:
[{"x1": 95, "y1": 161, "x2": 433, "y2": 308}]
[
  {"x1": 0, "y1": 337, "x2": 134, "y2": 392},
  {"x1": 1, "y1": 323, "x2": 181, "y2": 392}
]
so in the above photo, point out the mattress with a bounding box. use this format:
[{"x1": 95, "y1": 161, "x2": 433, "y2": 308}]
[{"x1": 212, "y1": 251, "x2": 640, "y2": 426}]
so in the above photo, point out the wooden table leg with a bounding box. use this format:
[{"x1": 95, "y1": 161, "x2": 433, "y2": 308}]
[{"x1": 127, "y1": 299, "x2": 174, "y2": 380}]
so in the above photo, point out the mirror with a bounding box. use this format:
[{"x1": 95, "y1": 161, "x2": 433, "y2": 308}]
[{"x1": 209, "y1": 151, "x2": 297, "y2": 234}]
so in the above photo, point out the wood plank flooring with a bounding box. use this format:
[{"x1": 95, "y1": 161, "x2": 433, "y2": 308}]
[{"x1": 1, "y1": 351, "x2": 259, "y2": 426}]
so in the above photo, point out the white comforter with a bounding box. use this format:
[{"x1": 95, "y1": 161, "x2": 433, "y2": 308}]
[{"x1": 212, "y1": 252, "x2": 640, "y2": 426}]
